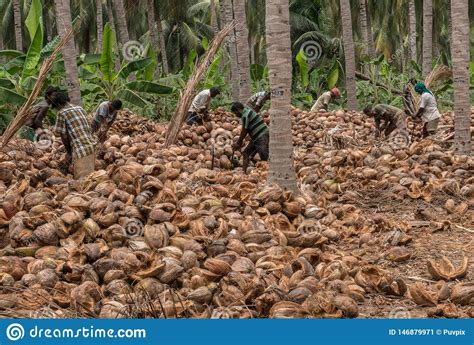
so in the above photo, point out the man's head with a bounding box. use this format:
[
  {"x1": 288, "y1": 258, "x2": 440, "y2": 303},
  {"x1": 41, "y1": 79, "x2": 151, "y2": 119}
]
[
  {"x1": 231, "y1": 102, "x2": 245, "y2": 117},
  {"x1": 409, "y1": 78, "x2": 417, "y2": 85},
  {"x1": 414, "y1": 82, "x2": 429, "y2": 95},
  {"x1": 363, "y1": 105, "x2": 375, "y2": 117},
  {"x1": 330, "y1": 87, "x2": 341, "y2": 98},
  {"x1": 110, "y1": 99, "x2": 123, "y2": 112},
  {"x1": 51, "y1": 92, "x2": 71, "y2": 110},
  {"x1": 264, "y1": 91, "x2": 271, "y2": 100},
  {"x1": 45, "y1": 86, "x2": 58, "y2": 104},
  {"x1": 210, "y1": 87, "x2": 220, "y2": 98}
]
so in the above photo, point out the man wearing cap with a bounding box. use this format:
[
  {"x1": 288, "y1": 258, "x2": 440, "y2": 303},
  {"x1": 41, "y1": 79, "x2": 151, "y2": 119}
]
[{"x1": 311, "y1": 87, "x2": 341, "y2": 113}]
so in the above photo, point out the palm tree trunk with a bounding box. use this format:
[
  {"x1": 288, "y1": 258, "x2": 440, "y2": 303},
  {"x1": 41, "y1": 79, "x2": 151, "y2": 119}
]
[
  {"x1": 218, "y1": 0, "x2": 229, "y2": 82},
  {"x1": 265, "y1": 0, "x2": 298, "y2": 192},
  {"x1": 210, "y1": 0, "x2": 218, "y2": 34},
  {"x1": 54, "y1": 0, "x2": 82, "y2": 105},
  {"x1": 156, "y1": 6, "x2": 169, "y2": 75},
  {"x1": 451, "y1": 0, "x2": 471, "y2": 155},
  {"x1": 44, "y1": 6, "x2": 53, "y2": 42},
  {"x1": 340, "y1": 0, "x2": 358, "y2": 111},
  {"x1": 224, "y1": 0, "x2": 240, "y2": 100},
  {"x1": 13, "y1": 0, "x2": 23, "y2": 51},
  {"x1": 147, "y1": 0, "x2": 158, "y2": 47},
  {"x1": 233, "y1": 0, "x2": 251, "y2": 101},
  {"x1": 359, "y1": 0, "x2": 374, "y2": 58},
  {"x1": 422, "y1": 0, "x2": 433, "y2": 78},
  {"x1": 408, "y1": 0, "x2": 417, "y2": 64},
  {"x1": 96, "y1": 0, "x2": 104, "y2": 50},
  {"x1": 114, "y1": 0, "x2": 130, "y2": 45}
]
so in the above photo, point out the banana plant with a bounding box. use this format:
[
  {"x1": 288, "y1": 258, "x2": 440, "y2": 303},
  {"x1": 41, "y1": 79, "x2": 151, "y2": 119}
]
[{"x1": 81, "y1": 23, "x2": 174, "y2": 109}]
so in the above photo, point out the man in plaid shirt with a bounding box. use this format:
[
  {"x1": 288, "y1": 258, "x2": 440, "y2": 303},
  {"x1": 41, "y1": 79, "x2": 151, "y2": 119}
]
[{"x1": 52, "y1": 92, "x2": 96, "y2": 179}]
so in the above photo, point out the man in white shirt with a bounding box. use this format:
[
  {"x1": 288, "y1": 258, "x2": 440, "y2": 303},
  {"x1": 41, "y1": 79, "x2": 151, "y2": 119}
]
[
  {"x1": 414, "y1": 83, "x2": 441, "y2": 137},
  {"x1": 186, "y1": 87, "x2": 220, "y2": 125},
  {"x1": 310, "y1": 87, "x2": 341, "y2": 113},
  {"x1": 247, "y1": 91, "x2": 271, "y2": 112},
  {"x1": 91, "y1": 99, "x2": 122, "y2": 142}
]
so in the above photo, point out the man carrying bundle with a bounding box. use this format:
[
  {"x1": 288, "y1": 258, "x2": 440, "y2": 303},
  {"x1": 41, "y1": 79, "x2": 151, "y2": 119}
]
[
  {"x1": 247, "y1": 91, "x2": 271, "y2": 113},
  {"x1": 363, "y1": 104, "x2": 407, "y2": 139},
  {"x1": 91, "y1": 99, "x2": 122, "y2": 142},
  {"x1": 20, "y1": 86, "x2": 57, "y2": 141},
  {"x1": 52, "y1": 92, "x2": 96, "y2": 180},
  {"x1": 231, "y1": 102, "x2": 269, "y2": 174},
  {"x1": 310, "y1": 87, "x2": 341, "y2": 113},
  {"x1": 186, "y1": 87, "x2": 220, "y2": 125}
]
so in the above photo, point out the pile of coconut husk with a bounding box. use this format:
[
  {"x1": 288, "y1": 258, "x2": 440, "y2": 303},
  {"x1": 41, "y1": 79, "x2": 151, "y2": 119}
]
[{"x1": 0, "y1": 107, "x2": 472, "y2": 319}]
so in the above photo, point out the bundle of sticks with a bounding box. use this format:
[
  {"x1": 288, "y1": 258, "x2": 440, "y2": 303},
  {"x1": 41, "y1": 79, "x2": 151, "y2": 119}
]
[
  {"x1": 1, "y1": 28, "x2": 75, "y2": 148},
  {"x1": 165, "y1": 21, "x2": 236, "y2": 147}
]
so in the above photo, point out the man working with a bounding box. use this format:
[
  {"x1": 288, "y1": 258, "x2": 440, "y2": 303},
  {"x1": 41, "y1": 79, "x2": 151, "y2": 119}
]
[
  {"x1": 414, "y1": 82, "x2": 441, "y2": 137},
  {"x1": 310, "y1": 87, "x2": 341, "y2": 113},
  {"x1": 52, "y1": 92, "x2": 96, "y2": 180},
  {"x1": 363, "y1": 104, "x2": 407, "y2": 139},
  {"x1": 21, "y1": 86, "x2": 57, "y2": 140},
  {"x1": 186, "y1": 87, "x2": 220, "y2": 125},
  {"x1": 91, "y1": 99, "x2": 122, "y2": 142},
  {"x1": 247, "y1": 91, "x2": 271, "y2": 113},
  {"x1": 231, "y1": 102, "x2": 269, "y2": 174}
]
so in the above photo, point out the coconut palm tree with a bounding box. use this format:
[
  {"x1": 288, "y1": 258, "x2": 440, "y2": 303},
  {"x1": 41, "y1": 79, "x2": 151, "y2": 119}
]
[
  {"x1": 155, "y1": 4, "x2": 169, "y2": 75},
  {"x1": 451, "y1": 0, "x2": 471, "y2": 155},
  {"x1": 265, "y1": 0, "x2": 298, "y2": 192},
  {"x1": 233, "y1": 0, "x2": 251, "y2": 101},
  {"x1": 359, "y1": 0, "x2": 374, "y2": 58},
  {"x1": 55, "y1": 0, "x2": 82, "y2": 105},
  {"x1": 13, "y1": 0, "x2": 22, "y2": 51},
  {"x1": 97, "y1": 0, "x2": 104, "y2": 50},
  {"x1": 408, "y1": 0, "x2": 416, "y2": 64},
  {"x1": 210, "y1": 0, "x2": 218, "y2": 33},
  {"x1": 147, "y1": 0, "x2": 159, "y2": 54},
  {"x1": 422, "y1": 0, "x2": 433, "y2": 78},
  {"x1": 340, "y1": 0, "x2": 357, "y2": 111},
  {"x1": 224, "y1": 0, "x2": 240, "y2": 100},
  {"x1": 114, "y1": 0, "x2": 130, "y2": 44}
]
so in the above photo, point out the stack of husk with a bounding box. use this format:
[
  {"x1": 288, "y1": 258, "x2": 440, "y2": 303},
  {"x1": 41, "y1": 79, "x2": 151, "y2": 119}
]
[{"x1": 0, "y1": 107, "x2": 472, "y2": 319}]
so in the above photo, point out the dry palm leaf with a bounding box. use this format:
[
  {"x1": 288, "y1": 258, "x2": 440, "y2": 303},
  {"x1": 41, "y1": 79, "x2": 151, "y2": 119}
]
[
  {"x1": 427, "y1": 256, "x2": 469, "y2": 281},
  {"x1": 1, "y1": 28, "x2": 75, "y2": 148},
  {"x1": 165, "y1": 21, "x2": 236, "y2": 147}
]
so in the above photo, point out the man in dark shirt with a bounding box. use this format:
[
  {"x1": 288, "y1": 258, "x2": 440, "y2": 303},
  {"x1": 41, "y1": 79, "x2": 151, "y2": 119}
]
[
  {"x1": 231, "y1": 102, "x2": 269, "y2": 174},
  {"x1": 363, "y1": 104, "x2": 407, "y2": 138},
  {"x1": 21, "y1": 86, "x2": 57, "y2": 140}
]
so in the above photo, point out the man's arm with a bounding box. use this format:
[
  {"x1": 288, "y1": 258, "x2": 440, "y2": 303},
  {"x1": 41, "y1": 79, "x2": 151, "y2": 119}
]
[{"x1": 33, "y1": 106, "x2": 49, "y2": 129}]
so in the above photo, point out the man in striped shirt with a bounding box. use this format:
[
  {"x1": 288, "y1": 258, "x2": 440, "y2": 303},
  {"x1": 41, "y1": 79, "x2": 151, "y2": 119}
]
[
  {"x1": 52, "y1": 92, "x2": 96, "y2": 180},
  {"x1": 231, "y1": 102, "x2": 269, "y2": 174}
]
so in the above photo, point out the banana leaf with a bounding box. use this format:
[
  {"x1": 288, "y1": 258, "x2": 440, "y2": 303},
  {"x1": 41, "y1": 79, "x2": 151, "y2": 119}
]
[
  {"x1": 118, "y1": 58, "x2": 153, "y2": 79},
  {"x1": 100, "y1": 23, "x2": 116, "y2": 82},
  {"x1": 116, "y1": 89, "x2": 148, "y2": 108},
  {"x1": 0, "y1": 50, "x2": 24, "y2": 60},
  {"x1": 326, "y1": 59, "x2": 339, "y2": 89},
  {"x1": 22, "y1": 22, "x2": 44, "y2": 79},
  {"x1": 0, "y1": 87, "x2": 27, "y2": 106},
  {"x1": 125, "y1": 81, "x2": 174, "y2": 95}
]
